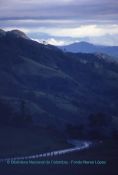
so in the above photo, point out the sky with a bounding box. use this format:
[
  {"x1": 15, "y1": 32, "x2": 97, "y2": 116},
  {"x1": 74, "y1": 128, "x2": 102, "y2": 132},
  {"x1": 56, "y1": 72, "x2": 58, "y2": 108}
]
[{"x1": 0, "y1": 0, "x2": 118, "y2": 45}]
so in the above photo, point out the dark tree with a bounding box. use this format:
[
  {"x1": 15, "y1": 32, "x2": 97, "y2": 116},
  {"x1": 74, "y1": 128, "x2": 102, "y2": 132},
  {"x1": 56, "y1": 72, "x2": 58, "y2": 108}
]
[
  {"x1": 66, "y1": 124, "x2": 84, "y2": 139},
  {"x1": 12, "y1": 100, "x2": 33, "y2": 127},
  {"x1": 88, "y1": 112, "x2": 109, "y2": 128},
  {"x1": 0, "y1": 100, "x2": 13, "y2": 125},
  {"x1": 88, "y1": 112, "x2": 112, "y2": 139}
]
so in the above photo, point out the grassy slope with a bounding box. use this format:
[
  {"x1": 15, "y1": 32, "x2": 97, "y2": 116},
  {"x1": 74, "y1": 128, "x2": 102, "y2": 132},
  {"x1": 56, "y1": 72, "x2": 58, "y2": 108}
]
[{"x1": 0, "y1": 126, "x2": 70, "y2": 158}]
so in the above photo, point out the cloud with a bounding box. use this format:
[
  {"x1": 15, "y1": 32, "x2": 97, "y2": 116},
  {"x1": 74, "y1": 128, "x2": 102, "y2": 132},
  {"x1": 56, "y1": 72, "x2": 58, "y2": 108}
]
[
  {"x1": 34, "y1": 24, "x2": 118, "y2": 46},
  {"x1": 31, "y1": 33, "x2": 118, "y2": 46},
  {"x1": 28, "y1": 26, "x2": 118, "y2": 46},
  {"x1": 34, "y1": 38, "x2": 66, "y2": 46},
  {"x1": 24, "y1": 24, "x2": 118, "y2": 38},
  {"x1": 0, "y1": 0, "x2": 118, "y2": 46},
  {"x1": 0, "y1": 0, "x2": 118, "y2": 23},
  {"x1": 87, "y1": 34, "x2": 118, "y2": 46},
  {"x1": 2, "y1": 24, "x2": 118, "y2": 46},
  {"x1": 49, "y1": 25, "x2": 118, "y2": 37},
  {"x1": 46, "y1": 38, "x2": 66, "y2": 46}
]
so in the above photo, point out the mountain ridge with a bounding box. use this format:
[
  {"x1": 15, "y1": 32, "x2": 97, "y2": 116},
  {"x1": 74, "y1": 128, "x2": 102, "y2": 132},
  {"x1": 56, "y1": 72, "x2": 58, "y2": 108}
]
[
  {"x1": 0, "y1": 29, "x2": 118, "y2": 134},
  {"x1": 0, "y1": 29, "x2": 29, "y2": 40},
  {"x1": 59, "y1": 41, "x2": 118, "y2": 58}
]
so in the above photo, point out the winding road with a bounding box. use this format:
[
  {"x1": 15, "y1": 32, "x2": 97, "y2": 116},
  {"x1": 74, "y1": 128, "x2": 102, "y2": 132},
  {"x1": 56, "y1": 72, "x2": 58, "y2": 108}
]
[{"x1": 0, "y1": 140, "x2": 92, "y2": 163}]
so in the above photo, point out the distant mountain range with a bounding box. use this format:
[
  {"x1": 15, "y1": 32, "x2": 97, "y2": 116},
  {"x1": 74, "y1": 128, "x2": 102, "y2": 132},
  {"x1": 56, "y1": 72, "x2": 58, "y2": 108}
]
[
  {"x1": 59, "y1": 41, "x2": 118, "y2": 59},
  {"x1": 0, "y1": 29, "x2": 118, "y2": 137}
]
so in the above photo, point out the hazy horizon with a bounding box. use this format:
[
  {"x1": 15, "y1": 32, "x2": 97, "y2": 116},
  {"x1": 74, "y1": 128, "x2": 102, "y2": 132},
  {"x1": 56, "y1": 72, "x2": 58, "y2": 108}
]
[{"x1": 0, "y1": 0, "x2": 118, "y2": 46}]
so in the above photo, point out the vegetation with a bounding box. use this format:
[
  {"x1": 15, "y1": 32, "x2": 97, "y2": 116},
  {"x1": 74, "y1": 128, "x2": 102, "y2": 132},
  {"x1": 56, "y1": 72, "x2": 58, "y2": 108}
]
[{"x1": 0, "y1": 99, "x2": 32, "y2": 127}]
